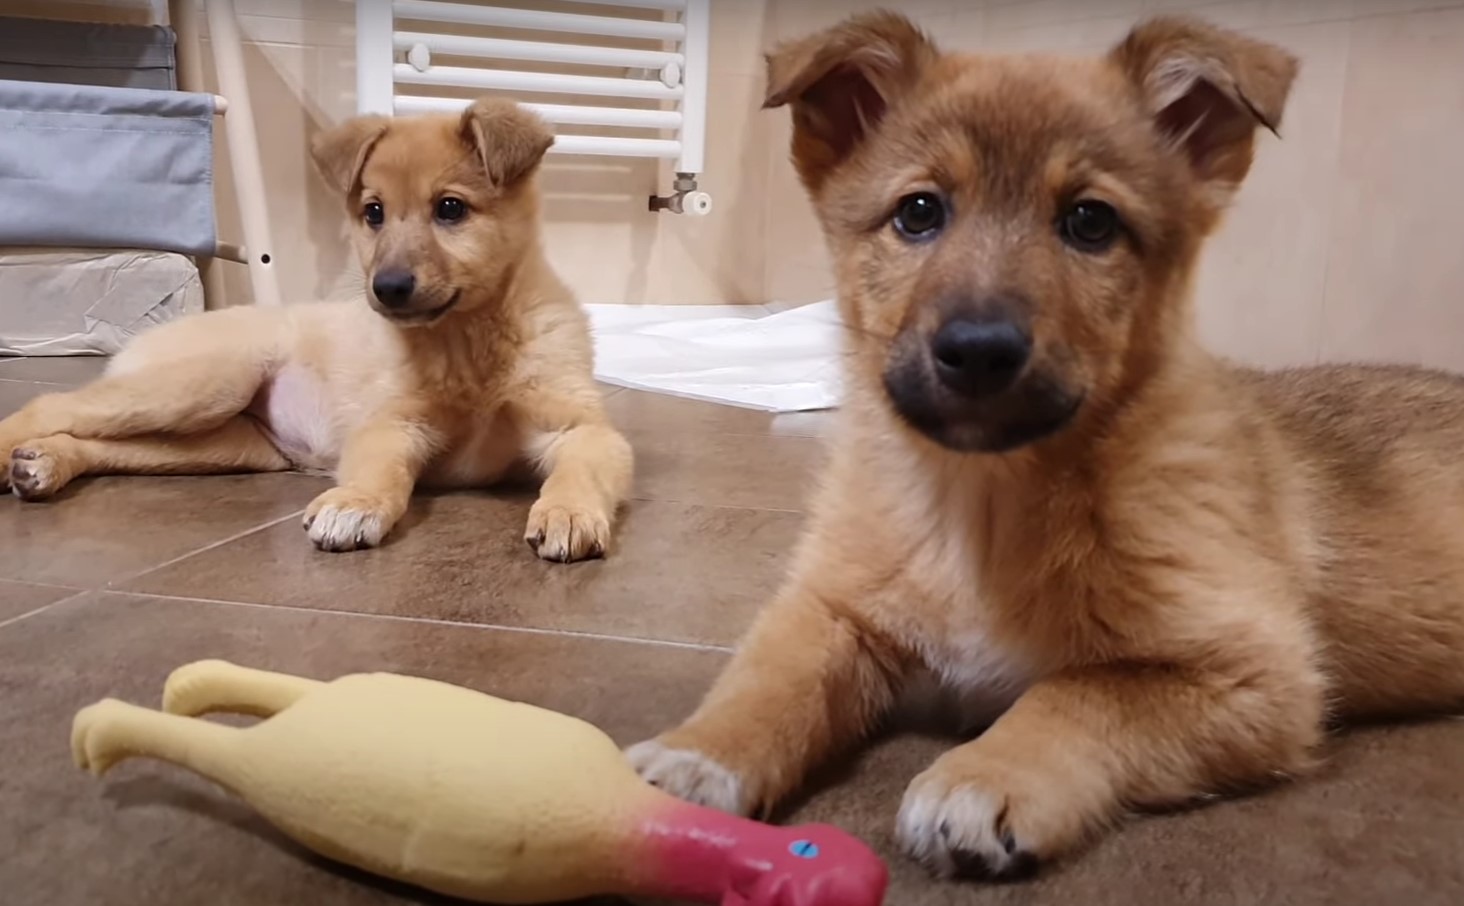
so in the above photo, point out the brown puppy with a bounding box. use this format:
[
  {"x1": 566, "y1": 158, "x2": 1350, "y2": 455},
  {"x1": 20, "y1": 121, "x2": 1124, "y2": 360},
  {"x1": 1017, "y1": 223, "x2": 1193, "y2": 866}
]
[
  {"x1": 0, "y1": 98, "x2": 631, "y2": 561},
  {"x1": 629, "y1": 13, "x2": 1464, "y2": 879}
]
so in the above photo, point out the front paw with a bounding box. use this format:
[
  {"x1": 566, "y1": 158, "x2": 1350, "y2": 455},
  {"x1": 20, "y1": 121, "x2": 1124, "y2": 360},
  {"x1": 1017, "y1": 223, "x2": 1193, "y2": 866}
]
[
  {"x1": 625, "y1": 739, "x2": 753, "y2": 816},
  {"x1": 303, "y1": 487, "x2": 396, "y2": 552},
  {"x1": 524, "y1": 498, "x2": 610, "y2": 563},
  {"x1": 897, "y1": 747, "x2": 1102, "y2": 880}
]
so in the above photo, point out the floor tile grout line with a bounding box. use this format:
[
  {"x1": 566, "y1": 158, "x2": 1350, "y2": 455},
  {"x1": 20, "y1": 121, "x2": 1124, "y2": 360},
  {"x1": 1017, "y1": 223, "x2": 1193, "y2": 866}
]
[
  {"x1": 625, "y1": 494, "x2": 806, "y2": 515},
  {"x1": 115, "y1": 590, "x2": 736, "y2": 654},
  {"x1": 110, "y1": 508, "x2": 308, "y2": 589},
  {"x1": 0, "y1": 588, "x2": 93, "y2": 632},
  {"x1": 0, "y1": 576, "x2": 85, "y2": 592}
]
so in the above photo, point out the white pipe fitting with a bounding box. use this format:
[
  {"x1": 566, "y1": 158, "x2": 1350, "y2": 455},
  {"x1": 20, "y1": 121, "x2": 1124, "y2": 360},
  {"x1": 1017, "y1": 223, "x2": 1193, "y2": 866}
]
[{"x1": 682, "y1": 191, "x2": 712, "y2": 216}]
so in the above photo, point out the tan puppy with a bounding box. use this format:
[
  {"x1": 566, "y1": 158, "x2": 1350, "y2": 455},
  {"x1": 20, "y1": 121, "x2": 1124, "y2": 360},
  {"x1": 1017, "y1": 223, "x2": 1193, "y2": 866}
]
[
  {"x1": 0, "y1": 98, "x2": 631, "y2": 561},
  {"x1": 630, "y1": 13, "x2": 1464, "y2": 879}
]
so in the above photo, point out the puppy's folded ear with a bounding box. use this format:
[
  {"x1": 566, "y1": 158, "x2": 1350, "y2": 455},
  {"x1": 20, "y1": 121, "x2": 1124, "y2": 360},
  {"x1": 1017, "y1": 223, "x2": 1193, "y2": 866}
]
[
  {"x1": 460, "y1": 98, "x2": 555, "y2": 188},
  {"x1": 1111, "y1": 16, "x2": 1298, "y2": 200},
  {"x1": 764, "y1": 11, "x2": 937, "y2": 191},
  {"x1": 311, "y1": 115, "x2": 390, "y2": 196}
]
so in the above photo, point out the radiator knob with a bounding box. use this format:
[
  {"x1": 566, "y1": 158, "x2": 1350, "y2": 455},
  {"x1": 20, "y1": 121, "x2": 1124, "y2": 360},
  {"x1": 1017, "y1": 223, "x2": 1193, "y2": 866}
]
[
  {"x1": 684, "y1": 191, "x2": 713, "y2": 216},
  {"x1": 407, "y1": 43, "x2": 431, "y2": 73},
  {"x1": 660, "y1": 60, "x2": 682, "y2": 89}
]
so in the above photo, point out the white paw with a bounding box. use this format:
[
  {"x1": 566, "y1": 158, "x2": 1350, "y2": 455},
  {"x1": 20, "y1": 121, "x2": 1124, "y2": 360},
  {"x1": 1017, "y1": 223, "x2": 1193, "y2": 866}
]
[
  {"x1": 303, "y1": 488, "x2": 393, "y2": 553},
  {"x1": 305, "y1": 505, "x2": 385, "y2": 552},
  {"x1": 625, "y1": 739, "x2": 748, "y2": 815},
  {"x1": 524, "y1": 501, "x2": 610, "y2": 563},
  {"x1": 896, "y1": 770, "x2": 1037, "y2": 880}
]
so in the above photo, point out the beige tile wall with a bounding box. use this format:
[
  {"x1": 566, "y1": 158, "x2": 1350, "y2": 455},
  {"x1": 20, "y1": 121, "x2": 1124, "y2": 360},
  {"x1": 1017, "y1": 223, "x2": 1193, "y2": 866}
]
[
  {"x1": 190, "y1": 0, "x2": 784, "y2": 309},
  {"x1": 6, "y1": 1, "x2": 1464, "y2": 370}
]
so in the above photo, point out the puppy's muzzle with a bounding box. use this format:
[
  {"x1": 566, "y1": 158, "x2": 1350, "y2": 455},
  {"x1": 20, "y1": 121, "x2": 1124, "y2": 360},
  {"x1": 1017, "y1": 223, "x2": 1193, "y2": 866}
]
[
  {"x1": 882, "y1": 295, "x2": 1079, "y2": 453},
  {"x1": 371, "y1": 269, "x2": 417, "y2": 311},
  {"x1": 370, "y1": 269, "x2": 458, "y2": 323},
  {"x1": 930, "y1": 317, "x2": 1032, "y2": 398}
]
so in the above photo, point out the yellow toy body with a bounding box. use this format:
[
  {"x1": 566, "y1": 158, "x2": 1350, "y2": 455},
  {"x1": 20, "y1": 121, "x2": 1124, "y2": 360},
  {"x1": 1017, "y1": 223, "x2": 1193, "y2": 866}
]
[{"x1": 71, "y1": 660, "x2": 888, "y2": 906}]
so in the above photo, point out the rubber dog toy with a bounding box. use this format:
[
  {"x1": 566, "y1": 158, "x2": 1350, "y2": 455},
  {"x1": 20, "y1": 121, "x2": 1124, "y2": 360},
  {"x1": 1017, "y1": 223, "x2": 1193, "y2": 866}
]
[{"x1": 71, "y1": 660, "x2": 887, "y2": 905}]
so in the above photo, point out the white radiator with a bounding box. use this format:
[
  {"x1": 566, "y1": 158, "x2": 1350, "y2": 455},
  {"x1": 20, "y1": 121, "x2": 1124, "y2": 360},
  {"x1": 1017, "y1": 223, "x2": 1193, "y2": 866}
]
[{"x1": 355, "y1": 0, "x2": 712, "y2": 215}]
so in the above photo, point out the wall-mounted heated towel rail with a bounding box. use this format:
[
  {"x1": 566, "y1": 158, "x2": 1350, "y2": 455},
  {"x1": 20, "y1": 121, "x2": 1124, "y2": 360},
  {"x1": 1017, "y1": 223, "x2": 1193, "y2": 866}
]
[{"x1": 355, "y1": 0, "x2": 712, "y2": 215}]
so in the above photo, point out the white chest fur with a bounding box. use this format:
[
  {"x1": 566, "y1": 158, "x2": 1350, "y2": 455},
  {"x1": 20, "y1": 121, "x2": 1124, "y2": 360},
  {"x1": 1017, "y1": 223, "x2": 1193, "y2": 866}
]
[{"x1": 880, "y1": 455, "x2": 1039, "y2": 727}]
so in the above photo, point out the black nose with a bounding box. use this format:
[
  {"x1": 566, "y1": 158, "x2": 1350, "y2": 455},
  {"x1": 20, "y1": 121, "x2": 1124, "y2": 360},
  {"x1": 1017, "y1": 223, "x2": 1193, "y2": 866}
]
[
  {"x1": 371, "y1": 270, "x2": 416, "y2": 309},
  {"x1": 930, "y1": 318, "x2": 1032, "y2": 398}
]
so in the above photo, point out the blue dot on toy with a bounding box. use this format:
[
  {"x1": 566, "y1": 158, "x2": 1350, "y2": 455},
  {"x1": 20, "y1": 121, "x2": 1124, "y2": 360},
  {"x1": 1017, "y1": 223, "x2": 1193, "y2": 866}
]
[{"x1": 789, "y1": 839, "x2": 820, "y2": 859}]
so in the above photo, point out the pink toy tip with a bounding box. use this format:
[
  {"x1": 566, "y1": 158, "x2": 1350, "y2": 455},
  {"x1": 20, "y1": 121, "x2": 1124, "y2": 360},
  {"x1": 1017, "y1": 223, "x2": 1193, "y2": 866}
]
[{"x1": 633, "y1": 801, "x2": 888, "y2": 906}]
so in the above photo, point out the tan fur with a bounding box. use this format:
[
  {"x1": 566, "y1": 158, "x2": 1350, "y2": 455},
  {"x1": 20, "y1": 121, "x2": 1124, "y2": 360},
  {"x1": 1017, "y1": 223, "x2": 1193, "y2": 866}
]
[
  {"x1": 0, "y1": 98, "x2": 632, "y2": 561},
  {"x1": 629, "y1": 13, "x2": 1464, "y2": 880}
]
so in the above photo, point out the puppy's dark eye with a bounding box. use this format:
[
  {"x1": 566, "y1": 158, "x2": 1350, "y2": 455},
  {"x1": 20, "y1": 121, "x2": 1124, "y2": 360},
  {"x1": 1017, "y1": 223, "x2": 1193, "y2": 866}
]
[
  {"x1": 1060, "y1": 200, "x2": 1120, "y2": 252},
  {"x1": 363, "y1": 201, "x2": 384, "y2": 227},
  {"x1": 892, "y1": 192, "x2": 946, "y2": 240},
  {"x1": 435, "y1": 197, "x2": 467, "y2": 223}
]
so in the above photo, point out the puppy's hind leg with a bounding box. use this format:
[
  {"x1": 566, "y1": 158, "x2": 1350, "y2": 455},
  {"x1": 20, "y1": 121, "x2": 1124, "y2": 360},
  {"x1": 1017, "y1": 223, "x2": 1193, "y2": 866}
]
[
  {"x1": 0, "y1": 311, "x2": 278, "y2": 490},
  {"x1": 9, "y1": 417, "x2": 288, "y2": 500}
]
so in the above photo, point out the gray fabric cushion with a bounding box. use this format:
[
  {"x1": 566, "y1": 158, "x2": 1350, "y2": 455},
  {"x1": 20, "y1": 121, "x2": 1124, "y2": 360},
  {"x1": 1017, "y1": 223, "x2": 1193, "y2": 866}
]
[
  {"x1": 0, "y1": 79, "x2": 217, "y2": 257},
  {"x1": 0, "y1": 247, "x2": 204, "y2": 356},
  {"x1": 0, "y1": 16, "x2": 177, "y2": 90}
]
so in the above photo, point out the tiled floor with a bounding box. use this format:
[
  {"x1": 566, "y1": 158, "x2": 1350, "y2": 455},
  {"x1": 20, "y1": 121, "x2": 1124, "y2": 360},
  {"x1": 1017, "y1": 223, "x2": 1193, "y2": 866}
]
[{"x1": 2, "y1": 355, "x2": 1462, "y2": 905}]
